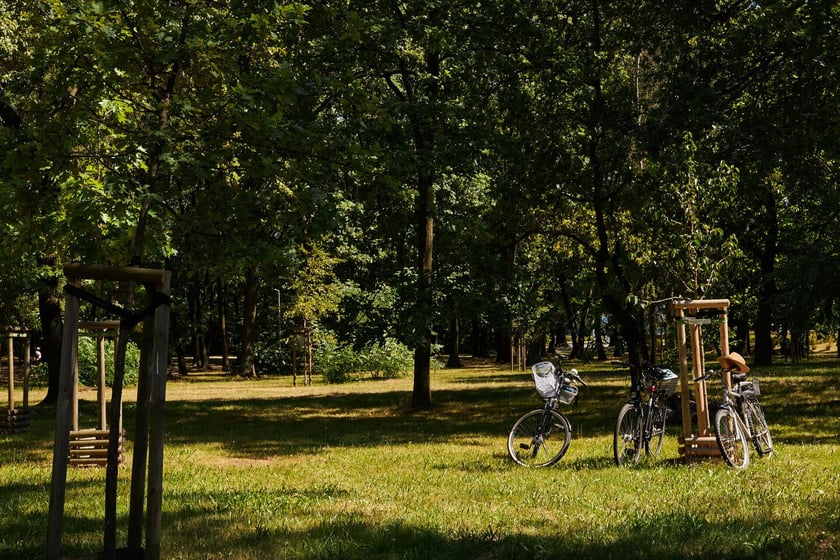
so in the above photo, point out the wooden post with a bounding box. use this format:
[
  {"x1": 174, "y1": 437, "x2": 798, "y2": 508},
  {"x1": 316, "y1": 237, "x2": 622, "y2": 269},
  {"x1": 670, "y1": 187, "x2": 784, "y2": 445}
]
[
  {"x1": 674, "y1": 307, "x2": 692, "y2": 439},
  {"x1": 146, "y1": 271, "x2": 171, "y2": 560},
  {"x1": 46, "y1": 279, "x2": 81, "y2": 560},
  {"x1": 6, "y1": 336, "x2": 13, "y2": 410},
  {"x1": 22, "y1": 335, "x2": 30, "y2": 409},
  {"x1": 97, "y1": 334, "x2": 107, "y2": 430}
]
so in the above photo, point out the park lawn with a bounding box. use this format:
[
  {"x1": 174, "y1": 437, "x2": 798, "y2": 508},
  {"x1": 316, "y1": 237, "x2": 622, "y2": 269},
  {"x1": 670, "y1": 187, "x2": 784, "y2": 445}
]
[{"x1": 1, "y1": 357, "x2": 838, "y2": 559}]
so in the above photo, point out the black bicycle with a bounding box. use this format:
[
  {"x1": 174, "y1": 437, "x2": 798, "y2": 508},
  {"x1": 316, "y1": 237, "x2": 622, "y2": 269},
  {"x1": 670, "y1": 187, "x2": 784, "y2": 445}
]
[
  {"x1": 508, "y1": 359, "x2": 587, "y2": 467},
  {"x1": 613, "y1": 362, "x2": 678, "y2": 466}
]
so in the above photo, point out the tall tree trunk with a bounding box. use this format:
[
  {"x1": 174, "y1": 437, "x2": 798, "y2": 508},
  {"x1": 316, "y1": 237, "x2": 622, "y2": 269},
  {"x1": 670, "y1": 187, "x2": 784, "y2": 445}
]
[
  {"x1": 239, "y1": 264, "x2": 260, "y2": 378},
  {"x1": 408, "y1": 47, "x2": 440, "y2": 407},
  {"x1": 36, "y1": 261, "x2": 63, "y2": 406},
  {"x1": 587, "y1": 0, "x2": 645, "y2": 365},
  {"x1": 753, "y1": 189, "x2": 778, "y2": 366},
  {"x1": 412, "y1": 169, "x2": 434, "y2": 406}
]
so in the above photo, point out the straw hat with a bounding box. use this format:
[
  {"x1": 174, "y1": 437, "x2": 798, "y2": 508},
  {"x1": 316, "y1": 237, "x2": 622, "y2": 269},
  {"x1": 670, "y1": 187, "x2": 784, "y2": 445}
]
[{"x1": 718, "y1": 352, "x2": 750, "y2": 374}]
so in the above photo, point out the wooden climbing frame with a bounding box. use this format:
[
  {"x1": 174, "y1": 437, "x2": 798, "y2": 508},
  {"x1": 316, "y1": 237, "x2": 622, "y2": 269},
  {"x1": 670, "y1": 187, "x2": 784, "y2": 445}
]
[
  {"x1": 69, "y1": 321, "x2": 125, "y2": 467},
  {"x1": 47, "y1": 264, "x2": 171, "y2": 560},
  {"x1": 1, "y1": 328, "x2": 32, "y2": 433},
  {"x1": 671, "y1": 298, "x2": 731, "y2": 460}
]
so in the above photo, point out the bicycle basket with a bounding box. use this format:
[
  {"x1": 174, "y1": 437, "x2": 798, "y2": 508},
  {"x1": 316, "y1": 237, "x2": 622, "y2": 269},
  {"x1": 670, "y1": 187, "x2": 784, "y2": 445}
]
[
  {"x1": 655, "y1": 368, "x2": 679, "y2": 396},
  {"x1": 532, "y1": 362, "x2": 558, "y2": 399},
  {"x1": 737, "y1": 379, "x2": 760, "y2": 397},
  {"x1": 556, "y1": 383, "x2": 579, "y2": 405}
]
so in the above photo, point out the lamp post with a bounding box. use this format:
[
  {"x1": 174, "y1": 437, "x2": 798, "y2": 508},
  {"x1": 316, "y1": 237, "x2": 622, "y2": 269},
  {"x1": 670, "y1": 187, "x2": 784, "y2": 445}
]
[{"x1": 273, "y1": 288, "x2": 282, "y2": 340}]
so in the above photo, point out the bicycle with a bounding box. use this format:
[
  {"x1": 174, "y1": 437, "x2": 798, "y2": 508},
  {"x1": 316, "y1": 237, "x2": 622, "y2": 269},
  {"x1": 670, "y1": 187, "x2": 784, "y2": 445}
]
[
  {"x1": 507, "y1": 359, "x2": 587, "y2": 467},
  {"x1": 694, "y1": 352, "x2": 774, "y2": 469},
  {"x1": 613, "y1": 362, "x2": 678, "y2": 466}
]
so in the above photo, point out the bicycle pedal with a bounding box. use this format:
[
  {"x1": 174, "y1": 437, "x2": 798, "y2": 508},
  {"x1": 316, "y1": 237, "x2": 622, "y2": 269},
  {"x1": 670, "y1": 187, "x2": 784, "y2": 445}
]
[{"x1": 519, "y1": 443, "x2": 531, "y2": 450}]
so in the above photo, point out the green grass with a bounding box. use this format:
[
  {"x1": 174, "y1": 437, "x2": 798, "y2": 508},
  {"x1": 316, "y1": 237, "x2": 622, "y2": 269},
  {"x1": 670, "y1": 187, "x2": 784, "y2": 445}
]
[{"x1": 2, "y1": 357, "x2": 839, "y2": 559}]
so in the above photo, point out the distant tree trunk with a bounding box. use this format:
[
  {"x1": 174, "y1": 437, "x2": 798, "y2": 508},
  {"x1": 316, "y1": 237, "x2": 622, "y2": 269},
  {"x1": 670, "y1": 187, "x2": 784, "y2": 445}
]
[
  {"x1": 445, "y1": 310, "x2": 462, "y2": 368},
  {"x1": 37, "y1": 262, "x2": 63, "y2": 406},
  {"x1": 495, "y1": 328, "x2": 511, "y2": 363},
  {"x1": 239, "y1": 264, "x2": 259, "y2": 378},
  {"x1": 753, "y1": 191, "x2": 778, "y2": 366},
  {"x1": 217, "y1": 280, "x2": 230, "y2": 371},
  {"x1": 594, "y1": 316, "x2": 607, "y2": 361}
]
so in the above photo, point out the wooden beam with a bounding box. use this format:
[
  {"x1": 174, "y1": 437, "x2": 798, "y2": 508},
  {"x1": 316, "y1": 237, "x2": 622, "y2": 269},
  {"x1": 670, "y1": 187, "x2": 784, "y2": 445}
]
[{"x1": 64, "y1": 263, "x2": 170, "y2": 287}]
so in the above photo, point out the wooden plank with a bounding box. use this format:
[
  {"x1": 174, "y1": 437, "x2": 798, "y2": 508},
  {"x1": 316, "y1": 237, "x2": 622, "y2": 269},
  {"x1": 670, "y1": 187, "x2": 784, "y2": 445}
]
[
  {"x1": 70, "y1": 429, "x2": 113, "y2": 438},
  {"x1": 671, "y1": 298, "x2": 730, "y2": 311},
  {"x1": 64, "y1": 263, "x2": 170, "y2": 286}
]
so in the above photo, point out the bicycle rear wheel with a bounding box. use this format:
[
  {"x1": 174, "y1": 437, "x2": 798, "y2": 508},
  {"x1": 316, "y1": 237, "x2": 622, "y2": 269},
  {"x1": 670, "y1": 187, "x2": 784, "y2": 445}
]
[
  {"x1": 614, "y1": 403, "x2": 643, "y2": 466},
  {"x1": 508, "y1": 408, "x2": 571, "y2": 467},
  {"x1": 743, "y1": 398, "x2": 774, "y2": 457},
  {"x1": 645, "y1": 399, "x2": 667, "y2": 458},
  {"x1": 714, "y1": 407, "x2": 750, "y2": 469}
]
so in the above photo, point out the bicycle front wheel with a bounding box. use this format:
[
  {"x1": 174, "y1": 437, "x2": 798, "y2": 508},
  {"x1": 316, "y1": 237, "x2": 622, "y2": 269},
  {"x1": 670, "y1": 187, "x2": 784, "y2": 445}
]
[
  {"x1": 645, "y1": 399, "x2": 667, "y2": 458},
  {"x1": 614, "y1": 403, "x2": 643, "y2": 466},
  {"x1": 743, "y1": 398, "x2": 774, "y2": 457},
  {"x1": 714, "y1": 407, "x2": 750, "y2": 469},
  {"x1": 508, "y1": 408, "x2": 572, "y2": 467}
]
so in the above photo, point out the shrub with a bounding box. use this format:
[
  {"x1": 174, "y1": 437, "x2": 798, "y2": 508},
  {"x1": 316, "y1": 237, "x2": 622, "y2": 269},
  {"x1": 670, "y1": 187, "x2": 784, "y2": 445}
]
[
  {"x1": 315, "y1": 338, "x2": 414, "y2": 383},
  {"x1": 314, "y1": 339, "x2": 358, "y2": 384},
  {"x1": 254, "y1": 338, "x2": 291, "y2": 376},
  {"x1": 77, "y1": 336, "x2": 140, "y2": 387},
  {"x1": 359, "y1": 338, "x2": 413, "y2": 379}
]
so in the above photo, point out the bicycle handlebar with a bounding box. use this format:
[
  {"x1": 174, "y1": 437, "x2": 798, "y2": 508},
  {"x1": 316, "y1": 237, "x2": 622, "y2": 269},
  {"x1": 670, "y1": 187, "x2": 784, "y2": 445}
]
[
  {"x1": 693, "y1": 367, "x2": 736, "y2": 383},
  {"x1": 566, "y1": 369, "x2": 587, "y2": 387}
]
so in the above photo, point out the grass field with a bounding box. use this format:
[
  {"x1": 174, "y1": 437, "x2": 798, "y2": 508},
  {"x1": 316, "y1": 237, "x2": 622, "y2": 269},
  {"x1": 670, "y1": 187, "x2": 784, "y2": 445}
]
[{"x1": 2, "y1": 356, "x2": 839, "y2": 559}]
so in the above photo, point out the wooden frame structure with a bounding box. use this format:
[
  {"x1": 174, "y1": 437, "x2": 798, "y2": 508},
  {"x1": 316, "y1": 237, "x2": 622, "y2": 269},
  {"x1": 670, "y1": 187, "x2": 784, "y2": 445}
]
[
  {"x1": 1, "y1": 328, "x2": 32, "y2": 433},
  {"x1": 69, "y1": 321, "x2": 125, "y2": 467},
  {"x1": 47, "y1": 264, "x2": 171, "y2": 560},
  {"x1": 291, "y1": 325, "x2": 313, "y2": 386},
  {"x1": 671, "y1": 298, "x2": 731, "y2": 460}
]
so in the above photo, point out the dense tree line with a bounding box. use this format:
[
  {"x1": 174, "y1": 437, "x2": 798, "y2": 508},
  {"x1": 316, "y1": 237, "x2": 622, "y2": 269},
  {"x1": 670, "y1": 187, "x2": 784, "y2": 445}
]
[{"x1": 1, "y1": 1, "x2": 838, "y2": 405}]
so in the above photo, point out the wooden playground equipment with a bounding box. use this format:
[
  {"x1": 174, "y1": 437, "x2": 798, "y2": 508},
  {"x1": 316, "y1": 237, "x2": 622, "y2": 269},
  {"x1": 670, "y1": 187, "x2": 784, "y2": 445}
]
[
  {"x1": 1, "y1": 327, "x2": 32, "y2": 433},
  {"x1": 291, "y1": 324, "x2": 313, "y2": 386},
  {"x1": 671, "y1": 298, "x2": 731, "y2": 460},
  {"x1": 68, "y1": 321, "x2": 125, "y2": 467},
  {"x1": 47, "y1": 264, "x2": 171, "y2": 560}
]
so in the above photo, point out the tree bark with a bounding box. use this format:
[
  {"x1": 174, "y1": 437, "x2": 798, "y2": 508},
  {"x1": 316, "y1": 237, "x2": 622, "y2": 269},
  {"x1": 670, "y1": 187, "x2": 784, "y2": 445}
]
[
  {"x1": 239, "y1": 264, "x2": 260, "y2": 378},
  {"x1": 752, "y1": 189, "x2": 778, "y2": 366},
  {"x1": 408, "y1": 47, "x2": 440, "y2": 407},
  {"x1": 37, "y1": 277, "x2": 63, "y2": 406},
  {"x1": 411, "y1": 168, "x2": 434, "y2": 406},
  {"x1": 445, "y1": 309, "x2": 462, "y2": 368}
]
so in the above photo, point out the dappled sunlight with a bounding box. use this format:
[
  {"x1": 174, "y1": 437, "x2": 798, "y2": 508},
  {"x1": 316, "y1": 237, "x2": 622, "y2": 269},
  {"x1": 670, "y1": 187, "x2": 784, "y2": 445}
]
[{"x1": 3, "y1": 357, "x2": 839, "y2": 559}]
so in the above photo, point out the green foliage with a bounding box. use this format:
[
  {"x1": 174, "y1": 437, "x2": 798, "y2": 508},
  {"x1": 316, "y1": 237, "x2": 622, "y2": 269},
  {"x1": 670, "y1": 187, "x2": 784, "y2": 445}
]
[
  {"x1": 315, "y1": 336, "x2": 413, "y2": 384},
  {"x1": 253, "y1": 337, "x2": 291, "y2": 377},
  {"x1": 76, "y1": 336, "x2": 140, "y2": 388}
]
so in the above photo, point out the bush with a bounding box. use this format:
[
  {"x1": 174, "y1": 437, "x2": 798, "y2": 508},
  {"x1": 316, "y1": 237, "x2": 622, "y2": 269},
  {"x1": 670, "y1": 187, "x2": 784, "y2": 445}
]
[
  {"x1": 254, "y1": 338, "x2": 291, "y2": 375},
  {"x1": 314, "y1": 339, "x2": 359, "y2": 384},
  {"x1": 315, "y1": 338, "x2": 413, "y2": 383},
  {"x1": 77, "y1": 336, "x2": 140, "y2": 387},
  {"x1": 359, "y1": 339, "x2": 413, "y2": 379}
]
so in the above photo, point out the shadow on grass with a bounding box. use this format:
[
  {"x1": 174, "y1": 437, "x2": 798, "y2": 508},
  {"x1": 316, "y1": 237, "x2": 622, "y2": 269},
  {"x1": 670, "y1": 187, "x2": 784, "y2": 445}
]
[
  {"x1": 160, "y1": 382, "x2": 624, "y2": 461},
  {"x1": 155, "y1": 488, "x2": 838, "y2": 560}
]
